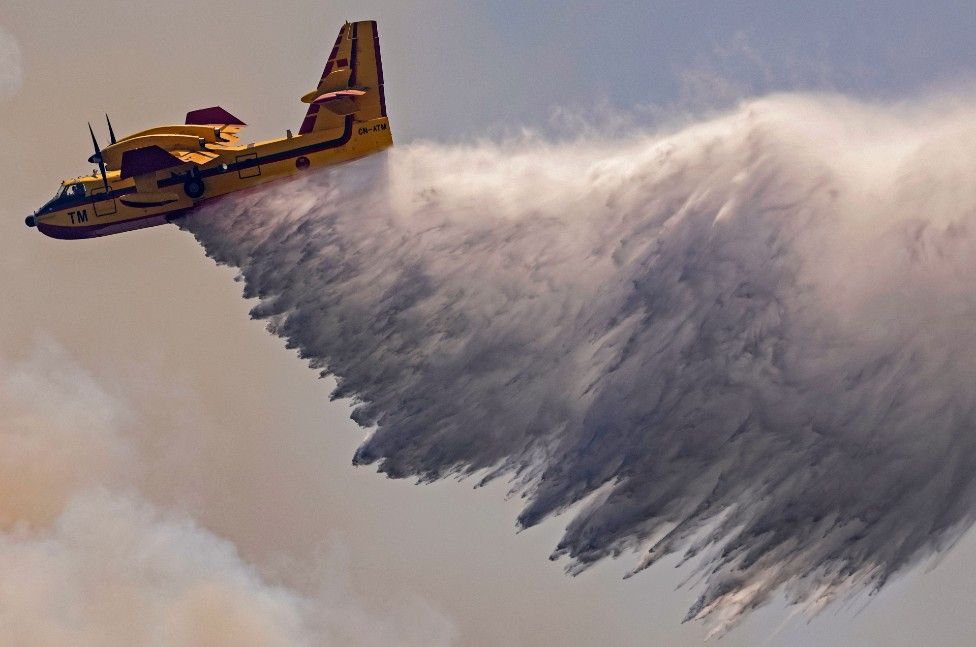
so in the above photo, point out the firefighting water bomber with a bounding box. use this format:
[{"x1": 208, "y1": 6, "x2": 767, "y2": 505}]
[{"x1": 25, "y1": 20, "x2": 391, "y2": 240}]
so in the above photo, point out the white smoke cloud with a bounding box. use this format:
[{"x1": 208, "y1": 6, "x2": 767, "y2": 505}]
[
  {"x1": 182, "y1": 92, "x2": 976, "y2": 634},
  {"x1": 0, "y1": 341, "x2": 456, "y2": 646},
  {"x1": 0, "y1": 490, "x2": 315, "y2": 647},
  {"x1": 0, "y1": 26, "x2": 23, "y2": 102}
]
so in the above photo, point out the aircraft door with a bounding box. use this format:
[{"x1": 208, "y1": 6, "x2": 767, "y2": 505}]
[
  {"x1": 89, "y1": 186, "x2": 117, "y2": 217},
  {"x1": 236, "y1": 152, "x2": 261, "y2": 179}
]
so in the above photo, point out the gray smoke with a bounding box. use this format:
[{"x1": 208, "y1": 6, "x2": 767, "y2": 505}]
[
  {"x1": 182, "y1": 93, "x2": 976, "y2": 634},
  {"x1": 0, "y1": 26, "x2": 22, "y2": 102},
  {"x1": 0, "y1": 341, "x2": 456, "y2": 646}
]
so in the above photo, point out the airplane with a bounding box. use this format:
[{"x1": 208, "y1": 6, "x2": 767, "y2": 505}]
[{"x1": 25, "y1": 20, "x2": 391, "y2": 240}]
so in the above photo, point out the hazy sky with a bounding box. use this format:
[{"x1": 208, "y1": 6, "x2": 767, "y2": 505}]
[{"x1": 2, "y1": 2, "x2": 976, "y2": 645}]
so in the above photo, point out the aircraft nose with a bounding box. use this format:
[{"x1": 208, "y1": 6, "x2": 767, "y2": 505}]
[{"x1": 25, "y1": 215, "x2": 36, "y2": 228}]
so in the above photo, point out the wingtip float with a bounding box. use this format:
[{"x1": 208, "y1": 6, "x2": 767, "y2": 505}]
[{"x1": 26, "y1": 20, "x2": 391, "y2": 240}]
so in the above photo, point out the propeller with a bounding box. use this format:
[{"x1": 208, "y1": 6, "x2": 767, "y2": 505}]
[
  {"x1": 105, "y1": 114, "x2": 117, "y2": 145},
  {"x1": 88, "y1": 122, "x2": 110, "y2": 193}
]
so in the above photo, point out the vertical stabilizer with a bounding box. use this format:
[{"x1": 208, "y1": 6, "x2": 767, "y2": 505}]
[{"x1": 299, "y1": 21, "x2": 387, "y2": 135}]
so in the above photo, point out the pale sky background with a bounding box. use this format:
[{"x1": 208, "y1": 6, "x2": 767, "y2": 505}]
[{"x1": 2, "y1": 1, "x2": 976, "y2": 645}]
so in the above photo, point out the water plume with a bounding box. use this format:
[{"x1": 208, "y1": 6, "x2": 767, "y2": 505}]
[{"x1": 183, "y1": 93, "x2": 976, "y2": 633}]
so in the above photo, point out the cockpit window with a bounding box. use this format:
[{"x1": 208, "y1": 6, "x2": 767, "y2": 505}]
[{"x1": 39, "y1": 183, "x2": 88, "y2": 213}]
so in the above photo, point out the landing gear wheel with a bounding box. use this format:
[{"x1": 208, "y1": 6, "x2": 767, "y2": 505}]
[{"x1": 183, "y1": 177, "x2": 205, "y2": 199}]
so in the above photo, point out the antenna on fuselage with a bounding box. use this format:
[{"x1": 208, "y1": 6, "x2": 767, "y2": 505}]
[
  {"x1": 105, "y1": 114, "x2": 117, "y2": 145},
  {"x1": 87, "y1": 123, "x2": 110, "y2": 193}
]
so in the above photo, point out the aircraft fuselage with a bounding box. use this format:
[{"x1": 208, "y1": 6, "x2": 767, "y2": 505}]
[
  {"x1": 26, "y1": 19, "x2": 392, "y2": 240},
  {"x1": 29, "y1": 116, "x2": 391, "y2": 239}
]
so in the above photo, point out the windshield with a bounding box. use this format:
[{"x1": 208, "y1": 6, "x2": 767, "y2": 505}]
[{"x1": 38, "y1": 183, "x2": 87, "y2": 213}]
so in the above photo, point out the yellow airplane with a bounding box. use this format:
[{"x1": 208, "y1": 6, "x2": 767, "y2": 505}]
[{"x1": 26, "y1": 20, "x2": 391, "y2": 240}]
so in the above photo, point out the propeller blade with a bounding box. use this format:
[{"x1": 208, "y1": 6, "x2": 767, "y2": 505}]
[
  {"x1": 88, "y1": 122, "x2": 110, "y2": 192},
  {"x1": 97, "y1": 160, "x2": 109, "y2": 193},
  {"x1": 88, "y1": 121, "x2": 102, "y2": 162},
  {"x1": 105, "y1": 114, "x2": 117, "y2": 145},
  {"x1": 88, "y1": 122, "x2": 101, "y2": 160}
]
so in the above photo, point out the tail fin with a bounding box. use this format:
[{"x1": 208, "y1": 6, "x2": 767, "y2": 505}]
[{"x1": 299, "y1": 20, "x2": 387, "y2": 135}]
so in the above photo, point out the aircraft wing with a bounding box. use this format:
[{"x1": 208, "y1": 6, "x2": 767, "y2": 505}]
[
  {"x1": 98, "y1": 136, "x2": 217, "y2": 171},
  {"x1": 119, "y1": 145, "x2": 186, "y2": 180},
  {"x1": 185, "y1": 106, "x2": 247, "y2": 147},
  {"x1": 93, "y1": 106, "x2": 248, "y2": 172}
]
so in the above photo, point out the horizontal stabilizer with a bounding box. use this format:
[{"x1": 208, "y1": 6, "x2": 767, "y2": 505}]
[
  {"x1": 300, "y1": 88, "x2": 366, "y2": 104},
  {"x1": 185, "y1": 106, "x2": 246, "y2": 126},
  {"x1": 119, "y1": 145, "x2": 186, "y2": 180},
  {"x1": 301, "y1": 89, "x2": 366, "y2": 115}
]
